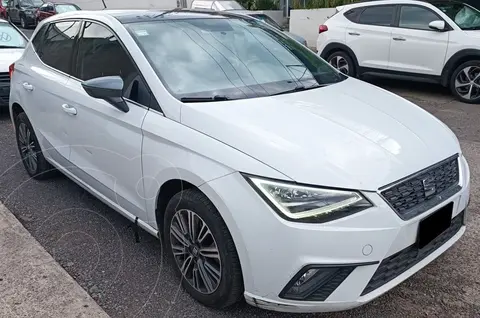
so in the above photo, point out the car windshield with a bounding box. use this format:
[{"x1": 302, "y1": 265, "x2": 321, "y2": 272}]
[
  {"x1": 21, "y1": 0, "x2": 43, "y2": 6},
  {"x1": 55, "y1": 4, "x2": 79, "y2": 13},
  {"x1": 250, "y1": 13, "x2": 282, "y2": 30},
  {"x1": 217, "y1": 1, "x2": 244, "y2": 10},
  {"x1": 1, "y1": 0, "x2": 8, "y2": 6},
  {"x1": 432, "y1": 1, "x2": 480, "y2": 30},
  {"x1": 126, "y1": 17, "x2": 345, "y2": 102},
  {"x1": 0, "y1": 23, "x2": 27, "y2": 48}
]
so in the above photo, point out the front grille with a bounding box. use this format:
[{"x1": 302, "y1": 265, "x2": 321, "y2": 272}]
[
  {"x1": 380, "y1": 155, "x2": 460, "y2": 220},
  {"x1": 361, "y1": 211, "x2": 464, "y2": 296},
  {"x1": 0, "y1": 72, "x2": 10, "y2": 106}
]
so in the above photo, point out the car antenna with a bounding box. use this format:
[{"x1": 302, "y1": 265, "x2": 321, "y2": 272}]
[{"x1": 101, "y1": 0, "x2": 107, "y2": 9}]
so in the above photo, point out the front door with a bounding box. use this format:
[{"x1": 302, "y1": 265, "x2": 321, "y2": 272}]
[
  {"x1": 389, "y1": 4, "x2": 449, "y2": 75},
  {"x1": 64, "y1": 21, "x2": 150, "y2": 222},
  {"x1": 346, "y1": 4, "x2": 396, "y2": 70}
]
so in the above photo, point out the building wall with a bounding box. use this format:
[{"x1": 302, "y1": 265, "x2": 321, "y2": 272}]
[{"x1": 289, "y1": 8, "x2": 336, "y2": 48}]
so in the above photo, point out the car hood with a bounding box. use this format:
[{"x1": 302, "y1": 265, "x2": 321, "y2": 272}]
[
  {"x1": 0, "y1": 49, "x2": 23, "y2": 70},
  {"x1": 180, "y1": 78, "x2": 460, "y2": 190}
]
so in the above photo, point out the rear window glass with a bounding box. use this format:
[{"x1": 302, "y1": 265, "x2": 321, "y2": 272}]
[
  {"x1": 344, "y1": 8, "x2": 363, "y2": 23},
  {"x1": 0, "y1": 23, "x2": 27, "y2": 48},
  {"x1": 359, "y1": 5, "x2": 395, "y2": 26}
]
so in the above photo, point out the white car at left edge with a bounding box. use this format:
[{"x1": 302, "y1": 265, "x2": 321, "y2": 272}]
[{"x1": 0, "y1": 18, "x2": 27, "y2": 109}]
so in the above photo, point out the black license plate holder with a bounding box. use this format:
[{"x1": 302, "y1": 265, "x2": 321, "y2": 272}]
[{"x1": 417, "y1": 202, "x2": 453, "y2": 249}]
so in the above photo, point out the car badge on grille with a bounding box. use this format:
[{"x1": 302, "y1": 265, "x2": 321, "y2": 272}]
[{"x1": 422, "y1": 177, "x2": 436, "y2": 198}]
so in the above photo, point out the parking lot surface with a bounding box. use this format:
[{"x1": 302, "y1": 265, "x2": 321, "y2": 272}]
[{"x1": 1, "y1": 27, "x2": 479, "y2": 318}]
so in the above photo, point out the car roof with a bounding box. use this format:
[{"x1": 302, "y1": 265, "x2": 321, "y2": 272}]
[
  {"x1": 48, "y1": 8, "x2": 256, "y2": 24},
  {"x1": 347, "y1": 0, "x2": 464, "y2": 6}
]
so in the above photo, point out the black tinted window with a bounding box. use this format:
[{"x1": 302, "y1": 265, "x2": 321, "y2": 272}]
[
  {"x1": 32, "y1": 24, "x2": 46, "y2": 50},
  {"x1": 37, "y1": 21, "x2": 80, "y2": 75},
  {"x1": 75, "y1": 22, "x2": 149, "y2": 105},
  {"x1": 359, "y1": 6, "x2": 395, "y2": 26},
  {"x1": 344, "y1": 8, "x2": 362, "y2": 23},
  {"x1": 399, "y1": 5, "x2": 440, "y2": 30}
]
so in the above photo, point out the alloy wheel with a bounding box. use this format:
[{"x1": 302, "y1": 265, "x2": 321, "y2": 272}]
[
  {"x1": 18, "y1": 122, "x2": 38, "y2": 173},
  {"x1": 20, "y1": 17, "x2": 26, "y2": 28},
  {"x1": 455, "y1": 66, "x2": 480, "y2": 101},
  {"x1": 169, "y1": 209, "x2": 222, "y2": 294},
  {"x1": 328, "y1": 55, "x2": 349, "y2": 75}
]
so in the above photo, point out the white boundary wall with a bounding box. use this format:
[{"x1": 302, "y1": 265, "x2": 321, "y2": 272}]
[{"x1": 289, "y1": 8, "x2": 336, "y2": 48}]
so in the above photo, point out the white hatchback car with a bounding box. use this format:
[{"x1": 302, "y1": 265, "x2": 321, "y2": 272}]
[
  {"x1": 9, "y1": 9, "x2": 470, "y2": 313},
  {"x1": 317, "y1": 0, "x2": 480, "y2": 103}
]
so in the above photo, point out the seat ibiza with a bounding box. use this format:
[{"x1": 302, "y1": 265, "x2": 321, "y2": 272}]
[{"x1": 9, "y1": 9, "x2": 470, "y2": 313}]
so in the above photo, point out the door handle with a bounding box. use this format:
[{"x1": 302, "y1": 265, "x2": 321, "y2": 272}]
[
  {"x1": 348, "y1": 32, "x2": 360, "y2": 36},
  {"x1": 393, "y1": 37, "x2": 406, "y2": 41},
  {"x1": 22, "y1": 82, "x2": 33, "y2": 91},
  {"x1": 61, "y1": 104, "x2": 77, "y2": 115}
]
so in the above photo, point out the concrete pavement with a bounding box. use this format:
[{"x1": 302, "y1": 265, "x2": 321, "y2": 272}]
[{"x1": 0, "y1": 203, "x2": 109, "y2": 318}]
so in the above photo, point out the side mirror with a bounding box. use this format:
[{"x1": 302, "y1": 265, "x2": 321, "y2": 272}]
[
  {"x1": 429, "y1": 20, "x2": 446, "y2": 31},
  {"x1": 81, "y1": 76, "x2": 129, "y2": 113}
]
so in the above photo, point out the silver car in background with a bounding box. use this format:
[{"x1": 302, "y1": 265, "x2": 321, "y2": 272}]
[{"x1": 190, "y1": 0, "x2": 308, "y2": 46}]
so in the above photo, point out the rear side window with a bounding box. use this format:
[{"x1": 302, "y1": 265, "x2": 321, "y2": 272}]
[
  {"x1": 32, "y1": 24, "x2": 47, "y2": 51},
  {"x1": 344, "y1": 8, "x2": 363, "y2": 23},
  {"x1": 36, "y1": 21, "x2": 81, "y2": 75},
  {"x1": 358, "y1": 5, "x2": 395, "y2": 26}
]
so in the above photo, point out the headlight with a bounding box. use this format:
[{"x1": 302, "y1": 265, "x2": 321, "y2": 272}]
[{"x1": 244, "y1": 175, "x2": 372, "y2": 223}]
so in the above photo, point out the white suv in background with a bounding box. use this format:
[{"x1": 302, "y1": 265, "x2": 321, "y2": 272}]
[{"x1": 317, "y1": 0, "x2": 480, "y2": 103}]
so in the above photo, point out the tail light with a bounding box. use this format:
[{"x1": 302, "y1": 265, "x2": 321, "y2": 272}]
[
  {"x1": 319, "y1": 25, "x2": 328, "y2": 34},
  {"x1": 9, "y1": 63, "x2": 14, "y2": 78}
]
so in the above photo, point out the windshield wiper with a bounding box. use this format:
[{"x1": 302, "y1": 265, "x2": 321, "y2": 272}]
[
  {"x1": 272, "y1": 84, "x2": 324, "y2": 96},
  {"x1": 0, "y1": 45, "x2": 24, "y2": 49},
  {"x1": 180, "y1": 95, "x2": 230, "y2": 103}
]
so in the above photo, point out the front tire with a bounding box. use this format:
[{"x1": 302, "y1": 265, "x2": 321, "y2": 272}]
[
  {"x1": 449, "y1": 60, "x2": 480, "y2": 104},
  {"x1": 164, "y1": 189, "x2": 243, "y2": 308},
  {"x1": 327, "y1": 50, "x2": 356, "y2": 77},
  {"x1": 15, "y1": 112, "x2": 54, "y2": 179},
  {"x1": 20, "y1": 16, "x2": 26, "y2": 28}
]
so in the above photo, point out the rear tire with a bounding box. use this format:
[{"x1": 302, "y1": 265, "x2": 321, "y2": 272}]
[
  {"x1": 164, "y1": 189, "x2": 244, "y2": 308},
  {"x1": 449, "y1": 60, "x2": 480, "y2": 104},
  {"x1": 15, "y1": 112, "x2": 55, "y2": 179},
  {"x1": 326, "y1": 50, "x2": 356, "y2": 77}
]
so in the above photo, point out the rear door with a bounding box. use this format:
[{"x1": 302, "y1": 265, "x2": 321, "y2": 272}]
[
  {"x1": 388, "y1": 4, "x2": 449, "y2": 75},
  {"x1": 18, "y1": 20, "x2": 81, "y2": 162},
  {"x1": 346, "y1": 4, "x2": 396, "y2": 70}
]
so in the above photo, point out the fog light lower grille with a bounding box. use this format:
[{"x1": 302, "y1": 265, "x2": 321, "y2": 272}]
[{"x1": 279, "y1": 262, "x2": 378, "y2": 301}]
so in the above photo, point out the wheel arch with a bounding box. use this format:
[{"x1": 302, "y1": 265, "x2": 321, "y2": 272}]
[
  {"x1": 441, "y1": 49, "x2": 480, "y2": 86},
  {"x1": 319, "y1": 42, "x2": 360, "y2": 76},
  {"x1": 11, "y1": 102, "x2": 25, "y2": 124}
]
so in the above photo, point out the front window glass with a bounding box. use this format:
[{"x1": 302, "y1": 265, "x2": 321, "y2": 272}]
[
  {"x1": 433, "y1": 2, "x2": 480, "y2": 30},
  {"x1": 55, "y1": 4, "x2": 79, "y2": 13},
  {"x1": 399, "y1": 6, "x2": 440, "y2": 30},
  {"x1": 0, "y1": 23, "x2": 28, "y2": 48},
  {"x1": 126, "y1": 17, "x2": 345, "y2": 101}
]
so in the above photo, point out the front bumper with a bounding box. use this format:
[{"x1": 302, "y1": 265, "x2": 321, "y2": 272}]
[{"x1": 200, "y1": 155, "x2": 470, "y2": 313}]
